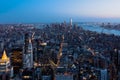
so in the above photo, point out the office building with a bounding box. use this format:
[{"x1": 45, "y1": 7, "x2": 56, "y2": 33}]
[
  {"x1": 23, "y1": 39, "x2": 33, "y2": 68},
  {"x1": 11, "y1": 48, "x2": 23, "y2": 74},
  {"x1": 70, "y1": 18, "x2": 72, "y2": 26},
  {"x1": 24, "y1": 33, "x2": 29, "y2": 54}
]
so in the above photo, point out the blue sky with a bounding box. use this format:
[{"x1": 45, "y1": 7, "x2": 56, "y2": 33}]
[{"x1": 0, "y1": 0, "x2": 120, "y2": 23}]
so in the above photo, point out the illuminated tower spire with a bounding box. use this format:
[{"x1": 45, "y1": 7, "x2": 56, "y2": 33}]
[
  {"x1": 0, "y1": 50, "x2": 10, "y2": 73},
  {"x1": 2, "y1": 50, "x2": 9, "y2": 60}
]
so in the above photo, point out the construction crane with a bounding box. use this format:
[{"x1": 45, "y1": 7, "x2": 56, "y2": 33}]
[{"x1": 49, "y1": 34, "x2": 64, "y2": 68}]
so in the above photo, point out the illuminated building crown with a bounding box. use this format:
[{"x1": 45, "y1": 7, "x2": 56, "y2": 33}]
[{"x1": 1, "y1": 50, "x2": 9, "y2": 60}]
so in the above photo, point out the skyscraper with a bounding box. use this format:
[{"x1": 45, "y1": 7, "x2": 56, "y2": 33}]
[
  {"x1": 0, "y1": 50, "x2": 10, "y2": 73},
  {"x1": 70, "y1": 18, "x2": 72, "y2": 26},
  {"x1": 11, "y1": 48, "x2": 23, "y2": 74},
  {"x1": 23, "y1": 37, "x2": 33, "y2": 68},
  {"x1": 36, "y1": 39, "x2": 47, "y2": 65},
  {"x1": 24, "y1": 33, "x2": 29, "y2": 54}
]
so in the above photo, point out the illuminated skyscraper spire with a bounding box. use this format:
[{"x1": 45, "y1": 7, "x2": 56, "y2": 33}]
[
  {"x1": 2, "y1": 50, "x2": 9, "y2": 60},
  {"x1": 0, "y1": 49, "x2": 10, "y2": 74}
]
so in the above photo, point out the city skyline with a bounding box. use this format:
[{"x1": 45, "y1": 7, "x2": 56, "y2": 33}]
[{"x1": 0, "y1": 0, "x2": 120, "y2": 23}]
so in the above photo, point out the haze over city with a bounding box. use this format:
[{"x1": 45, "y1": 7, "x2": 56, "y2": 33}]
[
  {"x1": 0, "y1": 0, "x2": 120, "y2": 80},
  {"x1": 0, "y1": 0, "x2": 120, "y2": 23}
]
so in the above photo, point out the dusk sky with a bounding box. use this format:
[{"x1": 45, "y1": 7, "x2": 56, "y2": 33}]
[{"x1": 0, "y1": 0, "x2": 120, "y2": 23}]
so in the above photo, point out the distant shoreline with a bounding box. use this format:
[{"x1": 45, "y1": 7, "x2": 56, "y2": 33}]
[{"x1": 78, "y1": 23, "x2": 120, "y2": 36}]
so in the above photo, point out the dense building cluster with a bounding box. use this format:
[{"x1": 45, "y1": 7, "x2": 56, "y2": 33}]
[
  {"x1": 101, "y1": 23, "x2": 120, "y2": 30},
  {"x1": 0, "y1": 22, "x2": 119, "y2": 80}
]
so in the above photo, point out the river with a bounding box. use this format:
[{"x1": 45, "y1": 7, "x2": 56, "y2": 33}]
[{"x1": 78, "y1": 23, "x2": 120, "y2": 36}]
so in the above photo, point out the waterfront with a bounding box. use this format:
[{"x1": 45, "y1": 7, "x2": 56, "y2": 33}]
[{"x1": 78, "y1": 23, "x2": 120, "y2": 36}]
